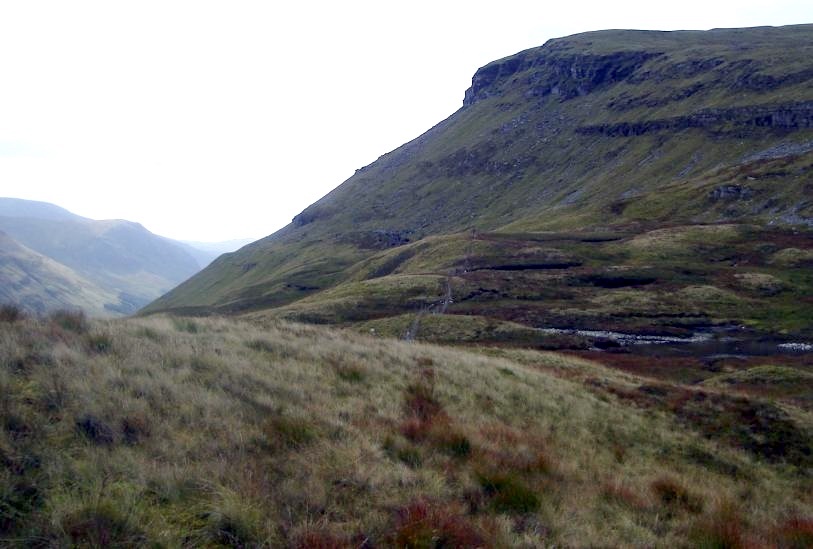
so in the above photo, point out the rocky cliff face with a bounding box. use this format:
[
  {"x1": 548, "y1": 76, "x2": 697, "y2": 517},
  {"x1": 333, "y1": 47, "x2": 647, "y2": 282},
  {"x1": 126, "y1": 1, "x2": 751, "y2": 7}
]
[
  {"x1": 464, "y1": 49, "x2": 660, "y2": 106},
  {"x1": 464, "y1": 28, "x2": 813, "y2": 109},
  {"x1": 577, "y1": 101, "x2": 813, "y2": 136},
  {"x1": 463, "y1": 35, "x2": 813, "y2": 153}
]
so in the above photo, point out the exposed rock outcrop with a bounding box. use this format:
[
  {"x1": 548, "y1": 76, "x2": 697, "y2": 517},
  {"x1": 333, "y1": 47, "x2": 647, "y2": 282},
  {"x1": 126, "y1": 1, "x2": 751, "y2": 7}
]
[
  {"x1": 577, "y1": 101, "x2": 813, "y2": 137},
  {"x1": 709, "y1": 185, "x2": 754, "y2": 201},
  {"x1": 342, "y1": 229, "x2": 414, "y2": 250},
  {"x1": 464, "y1": 50, "x2": 661, "y2": 106}
]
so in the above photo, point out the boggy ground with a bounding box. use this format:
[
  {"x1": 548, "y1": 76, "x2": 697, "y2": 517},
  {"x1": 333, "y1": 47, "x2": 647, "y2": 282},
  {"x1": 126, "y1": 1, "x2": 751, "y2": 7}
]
[
  {"x1": 0, "y1": 308, "x2": 811, "y2": 547},
  {"x1": 276, "y1": 222, "x2": 813, "y2": 352}
]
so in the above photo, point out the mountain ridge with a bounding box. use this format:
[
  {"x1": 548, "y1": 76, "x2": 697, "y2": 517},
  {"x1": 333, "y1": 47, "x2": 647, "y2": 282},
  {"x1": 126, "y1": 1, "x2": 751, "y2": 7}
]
[
  {"x1": 0, "y1": 197, "x2": 88, "y2": 223},
  {"x1": 144, "y1": 25, "x2": 813, "y2": 345}
]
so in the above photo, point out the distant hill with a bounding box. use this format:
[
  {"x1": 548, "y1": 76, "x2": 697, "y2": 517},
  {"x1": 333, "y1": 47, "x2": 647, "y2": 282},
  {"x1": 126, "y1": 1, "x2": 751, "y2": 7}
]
[
  {"x1": 0, "y1": 198, "x2": 221, "y2": 315},
  {"x1": 0, "y1": 230, "x2": 119, "y2": 316},
  {"x1": 181, "y1": 237, "x2": 256, "y2": 255},
  {"x1": 0, "y1": 197, "x2": 87, "y2": 222},
  {"x1": 144, "y1": 25, "x2": 813, "y2": 343}
]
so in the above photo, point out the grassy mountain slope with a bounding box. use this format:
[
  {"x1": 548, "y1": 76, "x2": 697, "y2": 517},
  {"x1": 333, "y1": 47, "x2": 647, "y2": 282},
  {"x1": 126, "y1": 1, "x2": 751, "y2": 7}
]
[
  {"x1": 0, "y1": 198, "x2": 216, "y2": 315},
  {"x1": 0, "y1": 232, "x2": 118, "y2": 316},
  {"x1": 0, "y1": 312, "x2": 811, "y2": 546},
  {"x1": 144, "y1": 25, "x2": 813, "y2": 343}
]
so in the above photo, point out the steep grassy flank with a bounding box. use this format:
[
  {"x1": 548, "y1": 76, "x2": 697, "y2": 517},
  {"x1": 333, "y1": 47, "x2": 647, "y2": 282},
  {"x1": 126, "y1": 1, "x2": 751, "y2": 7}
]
[
  {"x1": 0, "y1": 312, "x2": 811, "y2": 546},
  {"x1": 144, "y1": 25, "x2": 813, "y2": 336},
  {"x1": 146, "y1": 233, "x2": 368, "y2": 315},
  {"x1": 0, "y1": 232, "x2": 119, "y2": 317}
]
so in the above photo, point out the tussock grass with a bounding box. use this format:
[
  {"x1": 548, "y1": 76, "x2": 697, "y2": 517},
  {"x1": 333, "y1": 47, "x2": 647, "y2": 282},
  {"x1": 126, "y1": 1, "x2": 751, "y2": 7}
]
[
  {"x1": 771, "y1": 247, "x2": 813, "y2": 267},
  {"x1": 0, "y1": 305, "x2": 24, "y2": 324},
  {"x1": 48, "y1": 309, "x2": 89, "y2": 333},
  {"x1": 0, "y1": 314, "x2": 810, "y2": 546}
]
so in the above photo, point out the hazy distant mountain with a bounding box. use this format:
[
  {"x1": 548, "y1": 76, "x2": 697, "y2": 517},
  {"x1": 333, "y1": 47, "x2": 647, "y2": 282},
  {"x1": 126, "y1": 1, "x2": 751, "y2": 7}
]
[
  {"x1": 181, "y1": 238, "x2": 256, "y2": 255},
  {"x1": 0, "y1": 230, "x2": 119, "y2": 316},
  {"x1": 169, "y1": 238, "x2": 256, "y2": 270},
  {"x1": 145, "y1": 25, "x2": 813, "y2": 343},
  {"x1": 0, "y1": 197, "x2": 87, "y2": 223},
  {"x1": 0, "y1": 198, "x2": 218, "y2": 315}
]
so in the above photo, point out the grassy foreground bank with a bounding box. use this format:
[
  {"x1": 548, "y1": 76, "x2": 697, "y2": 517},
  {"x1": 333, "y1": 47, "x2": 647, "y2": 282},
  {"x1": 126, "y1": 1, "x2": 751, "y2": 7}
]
[{"x1": 0, "y1": 310, "x2": 811, "y2": 547}]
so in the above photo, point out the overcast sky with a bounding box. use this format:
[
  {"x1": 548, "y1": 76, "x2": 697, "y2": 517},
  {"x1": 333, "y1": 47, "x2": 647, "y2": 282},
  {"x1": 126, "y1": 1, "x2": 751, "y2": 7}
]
[{"x1": 1, "y1": 1, "x2": 810, "y2": 242}]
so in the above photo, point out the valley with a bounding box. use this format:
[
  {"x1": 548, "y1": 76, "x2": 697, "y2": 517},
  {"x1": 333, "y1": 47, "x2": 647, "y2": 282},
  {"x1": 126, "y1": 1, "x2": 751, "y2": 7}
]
[
  {"x1": 1, "y1": 23, "x2": 812, "y2": 547},
  {"x1": 144, "y1": 26, "x2": 813, "y2": 363},
  {"x1": 0, "y1": 198, "x2": 237, "y2": 316}
]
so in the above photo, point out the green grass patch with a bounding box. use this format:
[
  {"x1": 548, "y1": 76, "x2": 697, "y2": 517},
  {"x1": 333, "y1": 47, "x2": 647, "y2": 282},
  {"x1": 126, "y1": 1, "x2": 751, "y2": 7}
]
[
  {"x1": 172, "y1": 317, "x2": 200, "y2": 333},
  {"x1": 265, "y1": 415, "x2": 318, "y2": 449},
  {"x1": 49, "y1": 309, "x2": 89, "y2": 333},
  {"x1": 477, "y1": 471, "x2": 541, "y2": 514}
]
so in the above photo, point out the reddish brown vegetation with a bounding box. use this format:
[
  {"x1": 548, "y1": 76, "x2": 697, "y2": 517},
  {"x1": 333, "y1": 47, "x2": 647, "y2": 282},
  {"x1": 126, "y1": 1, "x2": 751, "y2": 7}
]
[
  {"x1": 601, "y1": 480, "x2": 648, "y2": 511},
  {"x1": 293, "y1": 530, "x2": 355, "y2": 549},
  {"x1": 401, "y1": 369, "x2": 447, "y2": 442},
  {"x1": 399, "y1": 368, "x2": 472, "y2": 458},
  {"x1": 774, "y1": 516, "x2": 813, "y2": 549},
  {"x1": 476, "y1": 424, "x2": 553, "y2": 473},
  {"x1": 576, "y1": 348, "x2": 813, "y2": 404},
  {"x1": 689, "y1": 502, "x2": 751, "y2": 548},
  {"x1": 486, "y1": 447, "x2": 552, "y2": 477},
  {"x1": 577, "y1": 351, "x2": 707, "y2": 384},
  {"x1": 400, "y1": 368, "x2": 471, "y2": 458},
  {"x1": 389, "y1": 499, "x2": 487, "y2": 548},
  {"x1": 121, "y1": 414, "x2": 151, "y2": 445},
  {"x1": 477, "y1": 423, "x2": 522, "y2": 446},
  {"x1": 404, "y1": 369, "x2": 443, "y2": 422},
  {"x1": 650, "y1": 476, "x2": 704, "y2": 514},
  {"x1": 588, "y1": 379, "x2": 813, "y2": 467}
]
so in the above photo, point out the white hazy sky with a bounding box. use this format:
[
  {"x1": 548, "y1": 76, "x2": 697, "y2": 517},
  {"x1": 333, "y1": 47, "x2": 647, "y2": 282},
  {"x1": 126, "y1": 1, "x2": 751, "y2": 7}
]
[{"x1": 1, "y1": 1, "x2": 811, "y2": 241}]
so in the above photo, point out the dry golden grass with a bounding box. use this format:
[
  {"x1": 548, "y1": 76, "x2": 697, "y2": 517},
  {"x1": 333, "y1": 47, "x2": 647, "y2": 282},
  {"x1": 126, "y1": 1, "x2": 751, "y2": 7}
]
[
  {"x1": 734, "y1": 272, "x2": 786, "y2": 294},
  {"x1": 770, "y1": 247, "x2": 813, "y2": 267},
  {"x1": 0, "y1": 312, "x2": 810, "y2": 546},
  {"x1": 625, "y1": 224, "x2": 744, "y2": 252}
]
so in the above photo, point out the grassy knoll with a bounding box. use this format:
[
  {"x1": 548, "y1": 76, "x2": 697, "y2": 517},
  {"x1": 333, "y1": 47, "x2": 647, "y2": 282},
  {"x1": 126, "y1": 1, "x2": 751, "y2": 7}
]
[{"x1": 0, "y1": 309, "x2": 811, "y2": 546}]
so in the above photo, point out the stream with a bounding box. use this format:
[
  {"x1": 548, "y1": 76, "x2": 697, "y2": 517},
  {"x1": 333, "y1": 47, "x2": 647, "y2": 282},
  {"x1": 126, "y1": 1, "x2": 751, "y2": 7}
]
[{"x1": 539, "y1": 326, "x2": 813, "y2": 357}]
